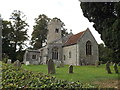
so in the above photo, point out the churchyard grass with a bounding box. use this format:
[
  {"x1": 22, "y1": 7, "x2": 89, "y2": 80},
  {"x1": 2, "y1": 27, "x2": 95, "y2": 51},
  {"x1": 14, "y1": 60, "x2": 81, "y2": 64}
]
[{"x1": 22, "y1": 64, "x2": 119, "y2": 84}]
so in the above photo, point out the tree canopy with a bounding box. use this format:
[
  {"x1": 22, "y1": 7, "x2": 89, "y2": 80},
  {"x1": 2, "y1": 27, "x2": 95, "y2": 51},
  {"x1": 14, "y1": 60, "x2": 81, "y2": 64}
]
[
  {"x1": 98, "y1": 43, "x2": 114, "y2": 63},
  {"x1": 31, "y1": 14, "x2": 50, "y2": 49},
  {"x1": 80, "y1": 2, "x2": 120, "y2": 62},
  {"x1": 2, "y1": 10, "x2": 29, "y2": 62}
]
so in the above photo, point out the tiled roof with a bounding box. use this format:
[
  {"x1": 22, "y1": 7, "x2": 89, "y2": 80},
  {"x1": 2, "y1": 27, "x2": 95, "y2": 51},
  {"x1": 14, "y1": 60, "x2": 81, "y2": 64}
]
[{"x1": 64, "y1": 30, "x2": 86, "y2": 46}]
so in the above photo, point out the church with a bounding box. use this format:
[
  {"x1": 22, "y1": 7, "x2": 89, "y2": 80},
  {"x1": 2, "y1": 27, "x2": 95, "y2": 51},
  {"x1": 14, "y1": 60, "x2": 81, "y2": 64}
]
[{"x1": 23, "y1": 18, "x2": 99, "y2": 66}]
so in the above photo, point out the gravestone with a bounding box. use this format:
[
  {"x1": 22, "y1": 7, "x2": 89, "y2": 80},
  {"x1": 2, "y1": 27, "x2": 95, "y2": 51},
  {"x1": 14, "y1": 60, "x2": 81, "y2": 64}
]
[
  {"x1": 7, "y1": 59, "x2": 11, "y2": 64},
  {"x1": 69, "y1": 65, "x2": 73, "y2": 73},
  {"x1": 113, "y1": 63, "x2": 119, "y2": 74},
  {"x1": 110, "y1": 62, "x2": 114, "y2": 65},
  {"x1": 105, "y1": 61, "x2": 112, "y2": 74},
  {"x1": 95, "y1": 60, "x2": 99, "y2": 67},
  {"x1": 13, "y1": 60, "x2": 21, "y2": 68},
  {"x1": 56, "y1": 61, "x2": 61, "y2": 68},
  {"x1": 25, "y1": 61, "x2": 30, "y2": 65},
  {"x1": 60, "y1": 60, "x2": 64, "y2": 67},
  {"x1": 47, "y1": 59, "x2": 55, "y2": 74}
]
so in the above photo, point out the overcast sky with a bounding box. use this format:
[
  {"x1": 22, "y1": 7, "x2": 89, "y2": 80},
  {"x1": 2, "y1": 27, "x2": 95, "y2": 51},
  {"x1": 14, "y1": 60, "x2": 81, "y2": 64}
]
[{"x1": 0, "y1": 0, "x2": 103, "y2": 44}]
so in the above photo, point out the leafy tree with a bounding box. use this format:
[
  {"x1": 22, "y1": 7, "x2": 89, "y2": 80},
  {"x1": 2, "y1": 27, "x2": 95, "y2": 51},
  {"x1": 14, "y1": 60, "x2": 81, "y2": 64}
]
[
  {"x1": 2, "y1": 20, "x2": 14, "y2": 61},
  {"x1": 2, "y1": 10, "x2": 29, "y2": 62},
  {"x1": 99, "y1": 43, "x2": 114, "y2": 63},
  {"x1": 80, "y1": 2, "x2": 120, "y2": 62},
  {"x1": 31, "y1": 14, "x2": 50, "y2": 49},
  {"x1": 31, "y1": 15, "x2": 68, "y2": 49}
]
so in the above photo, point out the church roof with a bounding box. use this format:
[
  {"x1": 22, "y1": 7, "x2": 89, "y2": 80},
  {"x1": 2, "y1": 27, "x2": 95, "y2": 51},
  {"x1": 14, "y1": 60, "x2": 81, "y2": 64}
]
[{"x1": 64, "y1": 30, "x2": 86, "y2": 46}]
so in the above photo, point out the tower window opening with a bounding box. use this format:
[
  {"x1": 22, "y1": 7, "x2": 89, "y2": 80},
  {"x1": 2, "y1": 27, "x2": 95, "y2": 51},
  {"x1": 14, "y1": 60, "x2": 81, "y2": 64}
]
[{"x1": 55, "y1": 28, "x2": 59, "y2": 33}]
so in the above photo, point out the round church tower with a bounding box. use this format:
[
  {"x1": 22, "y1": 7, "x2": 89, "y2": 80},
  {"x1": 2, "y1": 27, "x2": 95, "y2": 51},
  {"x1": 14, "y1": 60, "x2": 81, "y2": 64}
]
[{"x1": 47, "y1": 18, "x2": 62, "y2": 44}]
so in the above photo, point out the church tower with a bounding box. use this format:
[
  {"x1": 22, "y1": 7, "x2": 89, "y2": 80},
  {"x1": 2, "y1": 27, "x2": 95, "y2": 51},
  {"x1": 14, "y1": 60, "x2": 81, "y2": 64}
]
[{"x1": 47, "y1": 18, "x2": 62, "y2": 44}]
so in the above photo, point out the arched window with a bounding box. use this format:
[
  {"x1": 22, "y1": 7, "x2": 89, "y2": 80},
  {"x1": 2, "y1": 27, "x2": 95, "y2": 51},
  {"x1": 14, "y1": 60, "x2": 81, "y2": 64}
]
[
  {"x1": 86, "y1": 41, "x2": 92, "y2": 55},
  {"x1": 52, "y1": 47, "x2": 58, "y2": 59}
]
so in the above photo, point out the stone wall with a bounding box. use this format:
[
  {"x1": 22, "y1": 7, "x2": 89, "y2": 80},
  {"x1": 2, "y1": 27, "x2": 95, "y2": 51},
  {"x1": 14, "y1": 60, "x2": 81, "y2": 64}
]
[
  {"x1": 63, "y1": 29, "x2": 98, "y2": 66},
  {"x1": 78, "y1": 29, "x2": 99, "y2": 65},
  {"x1": 63, "y1": 44, "x2": 79, "y2": 66},
  {"x1": 23, "y1": 50, "x2": 40, "y2": 65},
  {"x1": 47, "y1": 43, "x2": 63, "y2": 63}
]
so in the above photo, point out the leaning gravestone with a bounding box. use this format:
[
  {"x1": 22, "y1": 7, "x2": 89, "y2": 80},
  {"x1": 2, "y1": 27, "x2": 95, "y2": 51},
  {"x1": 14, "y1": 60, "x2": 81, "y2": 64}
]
[
  {"x1": 105, "y1": 61, "x2": 112, "y2": 74},
  {"x1": 7, "y1": 59, "x2": 11, "y2": 64},
  {"x1": 13, "y1": 60, "x2": 21, "y2": 68},
  {"x1": 69, "y1": 65, "x2": 73, "y2": 73},
  {"x1": 113, "y1": 63, "x2": 119, "y2": 74},
  {"x1": 47, "y1": 59, "x2": 55, "y2": 74}
]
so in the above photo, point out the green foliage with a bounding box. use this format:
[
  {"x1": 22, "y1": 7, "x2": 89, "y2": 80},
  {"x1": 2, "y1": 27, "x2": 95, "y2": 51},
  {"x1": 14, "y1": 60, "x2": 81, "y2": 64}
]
[
  {"x1": 2, "y1": 10, "x2": 29, "y2": 62},
  {"x1": 31, "y1": 14, "x2": 50, "y2": 49},
  {"x1": 2, "y1": 63, "x2": 95, "y2": 89},
  {"x1": 80, "y1": 2, "x2": 120, "y2": 62},
  {"x1": 99, "y1": 44, "x2": 114, "y2": 63},
  {"x1": 2, "y1": 20, "x2": 14, "y2": 61}
]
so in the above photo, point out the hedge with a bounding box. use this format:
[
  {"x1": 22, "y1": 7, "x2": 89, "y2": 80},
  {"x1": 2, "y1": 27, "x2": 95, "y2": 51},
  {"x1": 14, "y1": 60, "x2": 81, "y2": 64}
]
[{"x1": 1, "y1": 63, "x2": 96, "y2": 89}]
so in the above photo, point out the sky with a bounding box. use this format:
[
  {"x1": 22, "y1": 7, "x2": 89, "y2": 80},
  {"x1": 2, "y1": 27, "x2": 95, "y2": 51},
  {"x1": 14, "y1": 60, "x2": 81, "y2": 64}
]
[{"x1": 0, "y1": 0, "x2": 104, "y2": 44}]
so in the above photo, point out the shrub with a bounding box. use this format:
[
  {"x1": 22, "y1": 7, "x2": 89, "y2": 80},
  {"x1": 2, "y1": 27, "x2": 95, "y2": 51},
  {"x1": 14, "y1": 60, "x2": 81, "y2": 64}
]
[{"x1": 1, "y1": 63, "x2": 96, "y2": 89}]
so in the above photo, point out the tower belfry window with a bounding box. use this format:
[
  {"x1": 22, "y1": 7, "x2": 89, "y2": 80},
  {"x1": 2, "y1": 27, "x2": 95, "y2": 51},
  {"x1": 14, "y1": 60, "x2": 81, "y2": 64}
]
[{"x1": 55, "y1": 28, "x2": 59, "y2": 33}]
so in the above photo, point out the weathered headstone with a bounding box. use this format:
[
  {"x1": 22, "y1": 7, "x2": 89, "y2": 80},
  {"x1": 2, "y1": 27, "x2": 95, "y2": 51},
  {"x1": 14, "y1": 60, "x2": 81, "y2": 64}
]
[
  {"x1": 105, "y1": 61, "x2": 112, "y2": 74},
  {"x1": 13, "y1": 60, "x2": 21, "y2": 68},
  {"x1": 69, "y1": 65, "x2": 73, "y2": 73},
  {"x1": 47, "y1": 59, "x2": 55, "y2": 74},
  {"x1": 113, "y1": 63, "x2": 119, "y2": 74},
  {"x1": 7, "y1": 59, "x2": 11, "y2": 64},
  {"x1": 60, "y1": 61, "x2": 64, "y2": 67},
  {"x1": 95, "y1": 60, "x2": 99, "y2": 67},
  {"x1": 56, "y1": 61, "x2": 61, "y2": 68},
  {"x1": 110, "y1": 62, "x2": 114, "y2": 66},
  {"x1": 25, "y1": 61, "x2": 30, "y2": 65}
]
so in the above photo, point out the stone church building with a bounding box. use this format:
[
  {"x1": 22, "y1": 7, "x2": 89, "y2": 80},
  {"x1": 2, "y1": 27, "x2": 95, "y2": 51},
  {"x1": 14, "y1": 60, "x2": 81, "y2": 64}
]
[{"x1": 23, "y1": 18, "x2": 99, "y2": 66}]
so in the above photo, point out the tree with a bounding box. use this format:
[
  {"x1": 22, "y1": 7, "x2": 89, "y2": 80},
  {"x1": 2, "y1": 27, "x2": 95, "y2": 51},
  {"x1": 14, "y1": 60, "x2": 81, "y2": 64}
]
[
  {"x1": 31, "y1": 14, "x2": 50, "y2": 49},
  {"x1": 2, "y1": 20, "x2": 14, "y2": 61},
  {"x1": 80, "y1": 2, "x2": 120, "y2": 62},
  {"x1": 2, "y1": 10, "x2": 29, "y2": 62},
  {"x1": 99, "y1": 44, "x2": 114, "y2": 63},
  {"x1": 31, "y1": 15, "x2": 68, "y2": 49}
]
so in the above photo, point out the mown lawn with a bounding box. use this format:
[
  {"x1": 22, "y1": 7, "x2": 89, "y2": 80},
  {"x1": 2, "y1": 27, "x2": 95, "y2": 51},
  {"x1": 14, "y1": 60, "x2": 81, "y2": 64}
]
[{"x1": 22, "y1": 64, "x2": 119, "y2": 84}]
